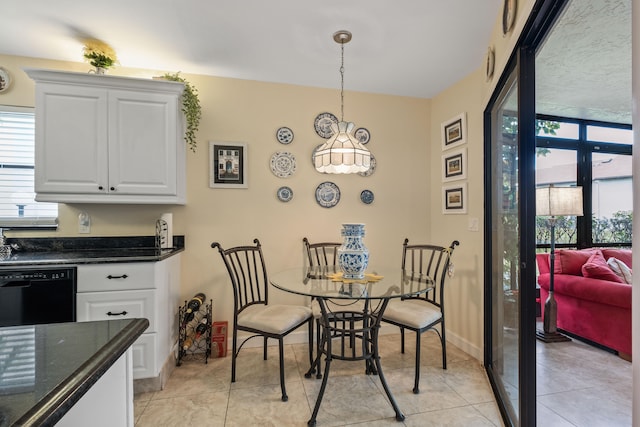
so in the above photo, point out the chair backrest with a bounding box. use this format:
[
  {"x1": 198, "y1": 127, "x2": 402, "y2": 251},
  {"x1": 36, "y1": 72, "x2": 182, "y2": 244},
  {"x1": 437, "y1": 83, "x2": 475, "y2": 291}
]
[
  {"x1": 303, "y1": 237, "x2": 341, "y2": 268},
  {"x1": 401, "y1": 238, "x2": 460, "y2": 309},
  {"x1": 212, "y1": 238, "x2": 269, "y2": 314}
]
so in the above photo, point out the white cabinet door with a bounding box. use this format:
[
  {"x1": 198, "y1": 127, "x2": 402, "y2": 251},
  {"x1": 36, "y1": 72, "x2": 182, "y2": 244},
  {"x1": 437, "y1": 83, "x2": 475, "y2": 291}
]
[
  {"x1": 108, "y1": 89, "x2": 178, "y2": 196},
  {"x1": 34, "y1": 83, "x2": 109, "y2": 195}
]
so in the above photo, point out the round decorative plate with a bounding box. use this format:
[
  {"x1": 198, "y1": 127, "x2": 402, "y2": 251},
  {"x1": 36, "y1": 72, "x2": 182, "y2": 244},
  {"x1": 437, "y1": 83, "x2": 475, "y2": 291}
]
[
  {"x1": 355, "y1": 127, "x2": 370, "y2": 144},
  {"x1": 315, "y1": 182, "x2": 341, "y2": 208},
  {"x1": 314, "y1": 112, "x2": 338, "y2": 139},
  {"x1": 360, "y1": 189, "x2": 374, "y2": 204},
  {"x1": 358, "y1": 154, "x2": 377, "y2": 177},
  {"x1": 486, "y1": 46, "x2": 495, "y2": 81},
  {"x1": 0, "y1": 67, "x2": 11, "y2": 93},
  {"x1": 276, "y1": 127, "x2": 294, "y2": 144},
  {"x1": 270, "y1": 152, "x2": 296, "y2": 178},
  {"x1": 502, "y1": 0, "x2": 517, "y2": 35},
  {"x1": 277, "y1": 186, "x2": 293, "y2": 202}
]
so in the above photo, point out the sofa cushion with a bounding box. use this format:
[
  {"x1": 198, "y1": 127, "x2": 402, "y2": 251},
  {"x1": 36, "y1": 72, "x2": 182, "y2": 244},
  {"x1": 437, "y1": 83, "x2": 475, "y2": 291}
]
[
  {"x1": 607, "y1": 257, "x2": 633, "y2": 284},
  {"x1": 582, "y1": 251, "x2": 625, "y2": 283},
  {"x1": 554, "y1": 249, "x2": 599, "y2": 276},
  {"x1": 601, "y1": 249, "x2": 632, "y2": 268}
]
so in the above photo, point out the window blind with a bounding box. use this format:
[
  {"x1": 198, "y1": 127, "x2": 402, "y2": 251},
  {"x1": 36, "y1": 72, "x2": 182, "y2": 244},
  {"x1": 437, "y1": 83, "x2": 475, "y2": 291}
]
[{"x1": 0, "y1": 107, "x2": 57, "y2": 226}]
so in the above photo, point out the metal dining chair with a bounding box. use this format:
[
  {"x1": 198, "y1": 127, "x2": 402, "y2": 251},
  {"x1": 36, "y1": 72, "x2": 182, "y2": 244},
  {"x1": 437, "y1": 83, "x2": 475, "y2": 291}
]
[
  {"x1": 212, "y1": 238, "x2": 313, "y2": 401},
  {"x1": 381, "y1": 238, "x2": 459, "y2": 394}
]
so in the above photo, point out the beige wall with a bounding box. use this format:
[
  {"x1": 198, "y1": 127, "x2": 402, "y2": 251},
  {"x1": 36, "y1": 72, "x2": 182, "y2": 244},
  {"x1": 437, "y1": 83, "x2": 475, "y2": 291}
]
[{"x1": 0, "y1": 53, "x2": 432, "y2": 337}]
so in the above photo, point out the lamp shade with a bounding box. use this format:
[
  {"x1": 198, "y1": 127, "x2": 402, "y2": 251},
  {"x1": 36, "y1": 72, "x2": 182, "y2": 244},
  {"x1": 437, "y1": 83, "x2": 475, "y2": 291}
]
[
  {"x1": 536, "y1": 186, "x2": 583, "y2": 217},
  {"x1": 313, "y1": 121, "x2": 371, "y2": 174}
]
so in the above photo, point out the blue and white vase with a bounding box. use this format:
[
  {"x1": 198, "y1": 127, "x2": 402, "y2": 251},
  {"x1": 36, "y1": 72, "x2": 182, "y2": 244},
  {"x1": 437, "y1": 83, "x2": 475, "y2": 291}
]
[{"x1": 338, "y1": 223, "x2": 369, "y2": 279}]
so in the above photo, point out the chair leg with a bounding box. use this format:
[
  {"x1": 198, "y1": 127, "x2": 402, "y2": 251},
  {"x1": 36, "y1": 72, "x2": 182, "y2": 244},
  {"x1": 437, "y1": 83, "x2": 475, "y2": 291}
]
[
  {"x1": 264, "y1": 336, "x2": 268, "y2": 360},
  {"x1": 278, "y1": 338, "x2": 288, "y2": 402},
  {"x1": 308, "y1": 317, "x2": 314, "y2": 369},
  {"x1": 441, "y1": 323, "x2": 447, "y2": 370},
  {"x1": 413, "y1": 332, "x2": 421, "y2": 394},
  {"x1": 231, "y1": 328, "x2": 238, "y2": 383},
  {"x1": 315, "y1": 318, "x2": 323, "y2": 378},
  {"x1": 400, "y1": 327, "x2": 405, "y2": 354}
]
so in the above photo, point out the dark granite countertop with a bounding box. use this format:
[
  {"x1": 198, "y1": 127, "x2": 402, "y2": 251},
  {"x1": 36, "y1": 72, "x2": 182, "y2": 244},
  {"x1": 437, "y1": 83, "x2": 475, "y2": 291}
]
[
  {"x1": 0, "y1": 318, "x2": 149, "y2": 427},
  {"x1": 0, "y1": 236, "x2": 184, "y2": 267}
]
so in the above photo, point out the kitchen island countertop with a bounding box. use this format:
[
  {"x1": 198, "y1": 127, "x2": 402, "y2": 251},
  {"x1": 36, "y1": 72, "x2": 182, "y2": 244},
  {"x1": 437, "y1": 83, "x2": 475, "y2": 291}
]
[{"x1": 0, "y1": 318, "x2": 149, "y2": 426}]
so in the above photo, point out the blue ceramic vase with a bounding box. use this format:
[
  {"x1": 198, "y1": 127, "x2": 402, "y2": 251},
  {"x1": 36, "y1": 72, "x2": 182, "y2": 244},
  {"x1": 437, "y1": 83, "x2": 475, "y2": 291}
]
[{"x1": 338, "y1": 223, "x2": 369, "y2": 279}]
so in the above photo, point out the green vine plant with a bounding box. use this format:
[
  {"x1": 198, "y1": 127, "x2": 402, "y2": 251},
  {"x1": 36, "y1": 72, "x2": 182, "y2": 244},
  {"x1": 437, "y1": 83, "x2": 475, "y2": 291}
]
[{"x1": 161, "y1": 72, "x2": 201, "y2": 152}]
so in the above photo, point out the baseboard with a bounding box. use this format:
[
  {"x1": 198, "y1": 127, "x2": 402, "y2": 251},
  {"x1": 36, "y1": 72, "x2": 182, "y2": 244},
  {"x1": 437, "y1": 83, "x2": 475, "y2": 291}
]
[{"x1": 445, "y1": 329, "x2": 482, "y2": 361}]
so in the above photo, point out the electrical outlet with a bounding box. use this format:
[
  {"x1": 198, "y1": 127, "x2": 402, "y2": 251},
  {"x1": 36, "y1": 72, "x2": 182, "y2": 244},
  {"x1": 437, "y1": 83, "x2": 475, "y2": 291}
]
[
  {"x1": 78, "y1": 211, "x2": 91, "y2": 234},
  {"x1": 468, "y1": 217, "x2": 479, "y2": 232}
]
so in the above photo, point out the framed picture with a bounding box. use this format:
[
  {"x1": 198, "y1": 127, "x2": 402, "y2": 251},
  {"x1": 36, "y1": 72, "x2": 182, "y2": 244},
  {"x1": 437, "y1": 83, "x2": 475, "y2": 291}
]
[
  {"x1": 441, "y1": 113, "x2": 466, "y2": 151},
  {"x1": 209, "y1": 141, "x2": 248, "y2": 188},
  {"x1": 442, "y1": 182, "x2": 467, "y2": 214},
  {"x1": 442, "y1": 148, "x2": 467, "y2": 182}
]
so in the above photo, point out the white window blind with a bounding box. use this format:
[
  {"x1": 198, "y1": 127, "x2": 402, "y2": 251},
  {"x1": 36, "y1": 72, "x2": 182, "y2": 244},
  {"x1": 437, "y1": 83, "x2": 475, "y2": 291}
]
[{"x1": 0, "y1": 107, "x2": 57, "y2": 226}]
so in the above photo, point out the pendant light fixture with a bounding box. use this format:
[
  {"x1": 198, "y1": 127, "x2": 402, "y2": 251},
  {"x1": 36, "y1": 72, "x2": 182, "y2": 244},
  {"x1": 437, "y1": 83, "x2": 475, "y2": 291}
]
[{"x1": 313, "y1": 30, "x2": 371, "y2": 174}]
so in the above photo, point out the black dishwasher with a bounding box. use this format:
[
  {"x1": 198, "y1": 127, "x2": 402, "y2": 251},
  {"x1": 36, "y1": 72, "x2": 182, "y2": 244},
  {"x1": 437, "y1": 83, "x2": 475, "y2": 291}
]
[{"x1": 0, "y1": 267, "x2": 76, "y2": 327}]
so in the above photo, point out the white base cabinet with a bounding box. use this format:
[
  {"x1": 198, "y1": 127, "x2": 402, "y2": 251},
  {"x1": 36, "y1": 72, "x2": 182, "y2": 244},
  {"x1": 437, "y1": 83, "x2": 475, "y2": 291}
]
[
  {"x1": 24, "y1": 68, "x2": 186, "y2": 204},
  {"x1": 76, "y1": 256, "x2": 181, "y2": 383},
  {"x1": 58, "y1": 350, "x2": 134, "y2": 427}
]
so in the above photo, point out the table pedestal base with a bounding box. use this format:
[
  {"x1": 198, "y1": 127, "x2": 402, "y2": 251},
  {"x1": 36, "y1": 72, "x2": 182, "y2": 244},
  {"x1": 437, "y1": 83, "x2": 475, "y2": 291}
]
[{"x1": 306, "y1": 299, "x2": 404, "y2": 426}]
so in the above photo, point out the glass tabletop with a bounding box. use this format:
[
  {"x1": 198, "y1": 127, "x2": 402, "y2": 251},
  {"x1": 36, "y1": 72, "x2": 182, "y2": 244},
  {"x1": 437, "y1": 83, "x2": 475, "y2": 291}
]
[{"x1": 270, "y1": 266, "x2": 434, "y2": 300}]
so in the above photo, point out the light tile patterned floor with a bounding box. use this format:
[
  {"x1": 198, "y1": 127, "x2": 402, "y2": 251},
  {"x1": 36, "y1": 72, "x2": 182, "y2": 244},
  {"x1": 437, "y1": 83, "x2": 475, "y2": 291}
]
[
  {"x1": 134, "y1": 332, "x2": 502, "y2": 426},
  {"x1": 133, "y1": 331, "x2": 632, "y2": 426}
]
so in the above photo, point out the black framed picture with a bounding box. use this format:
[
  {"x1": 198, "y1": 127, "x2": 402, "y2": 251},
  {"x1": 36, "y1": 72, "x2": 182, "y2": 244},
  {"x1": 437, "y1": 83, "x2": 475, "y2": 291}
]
[
  {"x1": 442, "y1": 182, "x2": 467, "y2": 214},
  {"x1": 441, "y1": 113, "x2": 466, "y2": 150},
  {"x1": 442, "y1": 148, "x2": 467, "y2": 182},
  {"x1": 209, "y1": 141, "x2": 248, "y2": 188}
]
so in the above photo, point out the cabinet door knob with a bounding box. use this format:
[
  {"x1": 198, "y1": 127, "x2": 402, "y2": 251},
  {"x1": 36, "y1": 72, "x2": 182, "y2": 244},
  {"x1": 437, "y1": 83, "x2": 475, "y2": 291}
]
[
  {"x1": 98, "y1": 185, "x2": 104, "y2": 190},
  {"x1": 107, "y1": 274, "x2": 128, "y2": 279},
  {"x1": 110, "y1": 186, "x2": 116, "y2": 191}
]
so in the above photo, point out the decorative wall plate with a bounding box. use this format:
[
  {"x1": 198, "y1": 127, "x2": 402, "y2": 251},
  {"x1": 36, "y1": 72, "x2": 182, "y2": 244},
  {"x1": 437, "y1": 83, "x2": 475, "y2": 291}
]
[
  {"x1": 354, "y1": 127, "x2": 370, "y2": 144},
  {"x1": 502, "y1": 0, "x2": 517, "y2": 35},
  {"x1": 276, "y1": 126, "x2": 294, "y2": 144},
  {"x1": 360, "y1": 189, "x2": 374, "y2": 204},
  {"x1": 0, "y1": 67, "x2": 11, "y2": 93},
  {"x1": 315, "y1": 181, "x2": 340, "y2": 208},
  {"x1": 314, "y1": 112, "x2": 338, "y2": 139},
  {"x1": 358, "y1": 154, "x2": 377, "y2": 177},
  {"x1": 270, "y1": 152, "x2": 296, "y2": 178},
  {"x1": 277, "y1": 186, "x2": 293, "y2": 202},
  {"x1": 486, "y1": 46, "x2": 495, "y2": 81}
]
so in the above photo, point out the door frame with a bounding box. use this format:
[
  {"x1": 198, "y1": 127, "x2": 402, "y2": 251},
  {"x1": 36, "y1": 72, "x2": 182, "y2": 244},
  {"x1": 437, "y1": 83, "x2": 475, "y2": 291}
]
[{"x1": 483, "y1": 1, "x2": 569, "y2": 426}]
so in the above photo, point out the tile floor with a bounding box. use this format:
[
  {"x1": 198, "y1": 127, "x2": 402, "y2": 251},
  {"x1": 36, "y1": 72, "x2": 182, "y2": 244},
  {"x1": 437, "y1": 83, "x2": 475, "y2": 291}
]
[{"x1": 133, "y1": 331, "x2": 632, "y2": 426}]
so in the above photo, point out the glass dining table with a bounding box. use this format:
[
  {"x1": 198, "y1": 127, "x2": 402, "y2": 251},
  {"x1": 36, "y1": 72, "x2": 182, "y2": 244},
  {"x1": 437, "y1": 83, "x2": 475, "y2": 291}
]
[{"x1": 270, "y1": 265, "x2": 434, "y2": 426}]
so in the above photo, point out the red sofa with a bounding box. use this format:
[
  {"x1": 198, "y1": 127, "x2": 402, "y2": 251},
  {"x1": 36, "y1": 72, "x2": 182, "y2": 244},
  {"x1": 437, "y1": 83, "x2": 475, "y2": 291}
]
[{"x1": 536, "y1": 248, "x2": 632, "y2": 357}]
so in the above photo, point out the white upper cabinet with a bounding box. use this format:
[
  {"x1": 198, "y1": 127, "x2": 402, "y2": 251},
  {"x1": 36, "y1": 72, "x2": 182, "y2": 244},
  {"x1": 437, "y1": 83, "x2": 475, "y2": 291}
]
[{"x1": 25, "y1": 69, "x2": 186, "y2": 204}]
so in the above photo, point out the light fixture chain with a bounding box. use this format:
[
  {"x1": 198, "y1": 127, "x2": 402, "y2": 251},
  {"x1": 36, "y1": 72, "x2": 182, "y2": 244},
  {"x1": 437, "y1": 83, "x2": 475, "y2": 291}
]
[{"x1": 340, "y1": 41, "x2": 345, "y2": 122}]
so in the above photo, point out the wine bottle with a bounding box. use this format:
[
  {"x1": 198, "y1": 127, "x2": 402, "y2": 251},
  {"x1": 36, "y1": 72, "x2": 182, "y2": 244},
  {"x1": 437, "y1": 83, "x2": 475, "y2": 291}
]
[
  {"x1": 194, "y1": 318, "x2": 208, "y2": 340},
  {"x1": 181, "y1": 293, "x2": 206, "y2": 327},
  {"x1": 182, "y1": 335, "x2": 194, "y2": 351}
]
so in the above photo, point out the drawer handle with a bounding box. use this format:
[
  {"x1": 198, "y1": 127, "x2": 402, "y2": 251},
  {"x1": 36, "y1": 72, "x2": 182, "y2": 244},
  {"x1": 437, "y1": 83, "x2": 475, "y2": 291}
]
[
  {"x1": 107, "y1": 274, "x2": 129, "y2": 279},
  {"x1": 106, "y1": 311, "x2": 128, "y2": 316}
]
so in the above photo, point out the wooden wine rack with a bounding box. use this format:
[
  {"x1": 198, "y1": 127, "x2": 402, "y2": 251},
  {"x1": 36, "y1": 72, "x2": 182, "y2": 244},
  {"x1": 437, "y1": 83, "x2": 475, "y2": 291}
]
[{"x1": 176, "y1": 300, "x2": 212, "y2": 366}]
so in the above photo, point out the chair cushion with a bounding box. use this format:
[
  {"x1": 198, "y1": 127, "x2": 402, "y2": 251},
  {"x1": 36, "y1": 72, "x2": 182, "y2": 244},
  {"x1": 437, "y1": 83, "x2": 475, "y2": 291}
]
[
  {"x1": 238, "y1": 304, "x2": 311, "y2": 335},
  {"x1": 310, "y1": 299, "x2": 366, "y2": 318},
  {"x1": 382, "y1": 299, "x2": 442, "y2": 329}
]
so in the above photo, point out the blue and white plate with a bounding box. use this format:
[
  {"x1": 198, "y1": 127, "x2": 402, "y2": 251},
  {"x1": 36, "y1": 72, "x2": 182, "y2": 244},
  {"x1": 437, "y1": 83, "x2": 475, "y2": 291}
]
[
  {"x1": 270, "y1": 152, "x2": 296, "y2": 178},
  {"x1": 276, "y1": 127, "x2": 294, "y2": 144},
  {"x1": 315, "y1": 182, "x2": 340, "y2": 208},
  {"x1": 360, "y1": 189, "x2": 374, "y2": 204},
  {"x1": 277, "y1": 186, "x2": 293, "y2": 202},
  {"x1": 355, "y1": 127, "x2": 370, "y2": 144},
  {"x1": 314, "y1": 112, "x2": 338, "y2": 139},
  {"x1": 358, "y1": 154, "x2": 377, "y2": 177}
]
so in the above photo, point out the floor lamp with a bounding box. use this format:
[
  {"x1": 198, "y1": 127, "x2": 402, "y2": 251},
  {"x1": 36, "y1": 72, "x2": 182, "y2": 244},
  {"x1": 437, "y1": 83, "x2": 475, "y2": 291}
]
[{"x1": 535, "y1": 185, "x2": 583, "y2": 342}]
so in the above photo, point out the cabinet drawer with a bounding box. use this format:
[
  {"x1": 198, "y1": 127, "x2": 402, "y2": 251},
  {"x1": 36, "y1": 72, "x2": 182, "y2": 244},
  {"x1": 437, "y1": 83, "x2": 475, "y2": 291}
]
[
  {"x1": 76, "y1": 290, "x2": 156, "y2": 332},
  {"x1": 132, "y1": 333, "x2": 157, "y2": 379},
  {"x1": 77, "y1": 263, "x2": 156, "y2": 292}
]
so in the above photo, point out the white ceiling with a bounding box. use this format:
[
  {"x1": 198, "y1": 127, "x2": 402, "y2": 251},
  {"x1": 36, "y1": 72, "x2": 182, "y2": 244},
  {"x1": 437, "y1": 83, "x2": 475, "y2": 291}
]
[
  {"x1": 0, "y1": 0, "x2": 501, "y2": 99},
  {"x1": 0, "y1": 0, "x2": 631, "y2": 124}
]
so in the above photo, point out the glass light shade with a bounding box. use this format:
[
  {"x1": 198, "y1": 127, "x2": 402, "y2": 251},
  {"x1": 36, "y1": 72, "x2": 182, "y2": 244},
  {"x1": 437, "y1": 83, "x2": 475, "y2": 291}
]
[
  {"x1": 536, "y1": 186, "x2": 583, "y2": 217},
  {"x1": 313, "y1": 121, "x2": 371, "y2": 174}
]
